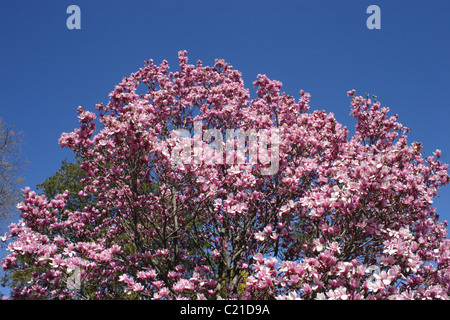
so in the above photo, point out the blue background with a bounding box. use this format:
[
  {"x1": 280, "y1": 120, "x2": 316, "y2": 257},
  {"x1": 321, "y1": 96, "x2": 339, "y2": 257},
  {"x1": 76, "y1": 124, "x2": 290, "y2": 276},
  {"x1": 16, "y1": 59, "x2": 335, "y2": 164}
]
[{"x1": 0, "y1": 0, "x2": 449, "y2": 297}]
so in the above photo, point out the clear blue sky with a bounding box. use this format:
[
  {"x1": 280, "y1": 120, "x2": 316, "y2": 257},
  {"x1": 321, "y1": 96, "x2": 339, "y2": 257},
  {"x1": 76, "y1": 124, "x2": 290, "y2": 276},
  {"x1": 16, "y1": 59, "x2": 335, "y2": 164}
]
[{"x1": 0, "y1": 0, "x2": 449, "y2": 295}]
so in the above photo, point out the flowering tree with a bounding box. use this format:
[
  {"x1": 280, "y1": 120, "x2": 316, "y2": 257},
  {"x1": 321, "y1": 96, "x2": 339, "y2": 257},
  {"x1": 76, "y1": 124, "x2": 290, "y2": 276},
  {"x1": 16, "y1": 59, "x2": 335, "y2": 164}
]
[{"x1": 2, "y1": 51, "x2": 450, "y2": 300}]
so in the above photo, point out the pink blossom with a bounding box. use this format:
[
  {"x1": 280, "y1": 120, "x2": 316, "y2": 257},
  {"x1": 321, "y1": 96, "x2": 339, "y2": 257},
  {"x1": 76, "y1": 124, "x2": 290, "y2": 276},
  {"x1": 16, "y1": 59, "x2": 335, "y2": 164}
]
[
  {"x1": 132, "y1": 282, "x2": 144, "y2": 293},
  {"x1": 265, "y1": 257, "x2": 278, "y2": 268},
  {"x1": 253, "y1": 253, "x2": 264, "y2": 264}
]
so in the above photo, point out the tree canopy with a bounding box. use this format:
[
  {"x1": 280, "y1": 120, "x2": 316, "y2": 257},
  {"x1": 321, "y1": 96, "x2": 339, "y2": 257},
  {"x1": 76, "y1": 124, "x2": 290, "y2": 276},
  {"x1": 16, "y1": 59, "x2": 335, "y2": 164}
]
[
  {"x1": 0, "y1": 118, "x2": 25, "y2": 222},
  {"x1": 1, "y1": 51, "x2": 449, "y2": 300}
]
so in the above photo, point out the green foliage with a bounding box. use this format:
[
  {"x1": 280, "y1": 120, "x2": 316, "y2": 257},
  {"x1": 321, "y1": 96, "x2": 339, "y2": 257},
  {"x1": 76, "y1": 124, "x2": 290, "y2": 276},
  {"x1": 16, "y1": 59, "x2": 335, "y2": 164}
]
[{"x1": 36, "y1": 158, "x2": 89, "y2": 212}]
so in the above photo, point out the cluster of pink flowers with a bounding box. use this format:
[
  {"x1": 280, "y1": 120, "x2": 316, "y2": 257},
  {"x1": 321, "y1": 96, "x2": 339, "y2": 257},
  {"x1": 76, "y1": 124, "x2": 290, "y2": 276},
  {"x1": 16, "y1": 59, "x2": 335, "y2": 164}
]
[
  {"x1": 2, "y1": 51, "x2": 449, "y2": 299},
  {"x1": 249, "y1": 224, "x2": 450, "y2": 300}
]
